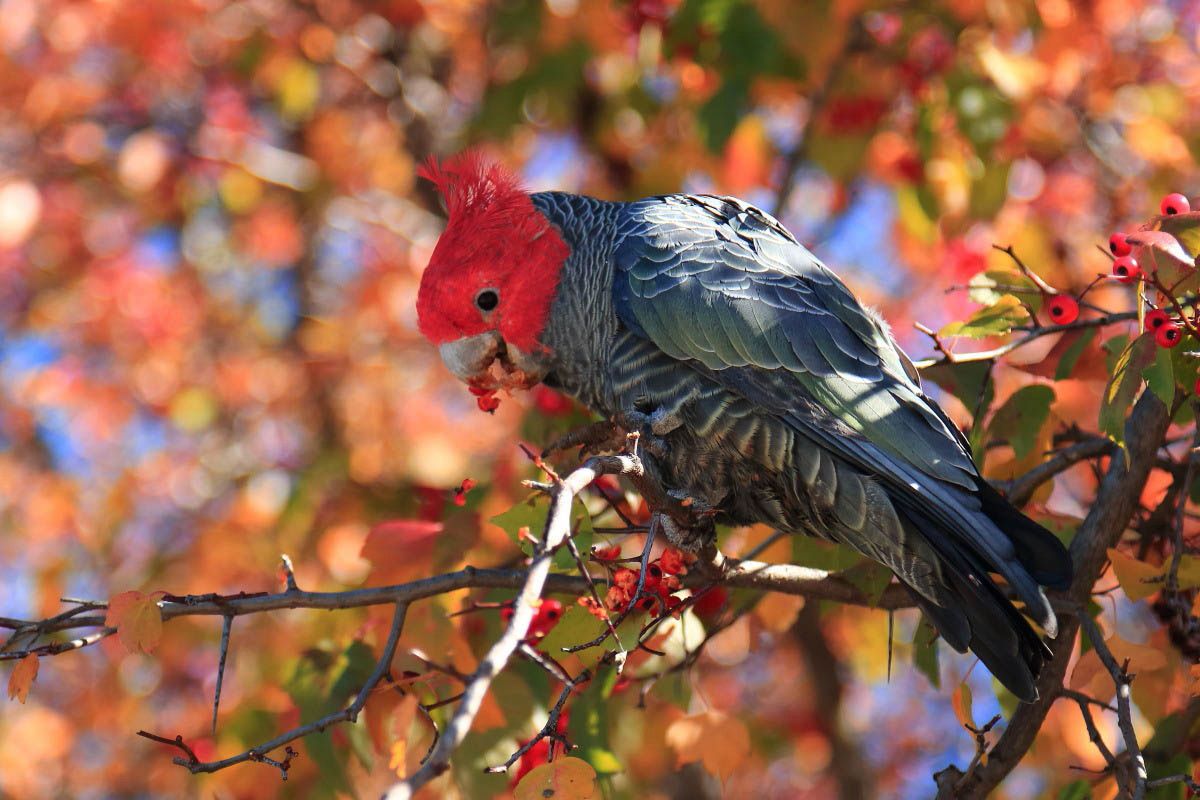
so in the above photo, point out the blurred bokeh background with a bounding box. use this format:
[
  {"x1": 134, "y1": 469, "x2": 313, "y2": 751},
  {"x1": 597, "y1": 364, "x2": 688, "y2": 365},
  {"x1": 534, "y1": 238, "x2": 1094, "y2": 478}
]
[{"x1": 2, "y1": 0, "x2": 1200, "y2": 797}]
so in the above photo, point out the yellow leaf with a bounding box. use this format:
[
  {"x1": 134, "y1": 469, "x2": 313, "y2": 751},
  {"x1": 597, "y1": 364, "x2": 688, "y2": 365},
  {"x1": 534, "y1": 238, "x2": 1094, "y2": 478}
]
[
  {"x1": 1107, "y1": 548, "x2": 1163, "y2": 601},
  {"x1": 665, "y1": 711, "x2": 751, "y2": 781},
  {"x1": 7, "y1": 653, "x2": 38, "y2": 703},
  {"x1": 1176, "y1": 555, "x2": 1200, "y2": 589},
  {"x1": 513, "y1": 756, "x2": 597, "y2": 800},
  {"x1": 105, "y1": 590, "x2": 166, "y2": 654}
]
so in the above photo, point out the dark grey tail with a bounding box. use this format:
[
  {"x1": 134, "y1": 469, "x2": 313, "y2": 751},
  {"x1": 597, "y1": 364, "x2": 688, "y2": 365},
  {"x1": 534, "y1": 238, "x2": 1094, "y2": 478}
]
[{"x1": 897, "y1": 482, "x2": 1072, "y2": 702}]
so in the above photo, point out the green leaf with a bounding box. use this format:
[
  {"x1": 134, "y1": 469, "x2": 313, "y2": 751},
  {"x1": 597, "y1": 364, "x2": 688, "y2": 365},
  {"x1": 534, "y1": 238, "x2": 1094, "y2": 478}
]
[
  {"x1": 969, "y1": 161, "x2": 1011, "y2": 220},
  {"x1": 839, "y1": 561, "x2": 894, "y2": 606},
  {"x1": 912, "y1": 616, "x2": 940, "y2": 689},
  {"x1": 792, "y1": 537, "x2": 865, "y2": 572},
  {"x1": 492, "y1": 496, "x2": 545, "y2": 552},
  {"x1": 1055, "y1": 328, "x2": 1097, "y2": 380},
  {"x1": 941, "y1": 295, "x2": 1029, "y2": 339},
  {"x1": 922, "y1": 359, "x2": 993, "y2": 420},
  {"x1": 568, "y1": 666, "x2": 622, "y2": 775},
  {"x1": 1100, "y1": 333, "x2": 1157, "y2": 444},
  {"x1": 698, "y1": 79, "x2": 747, "y2": 151},
  {"x1": 966, "y1": 269, "x2": 1038, "y2": 307},
  {"x1": 987, "y1": 384, "x2": 1055, "y2": 458},
  {"x1": 1144, "y1": 339, "x2": 1176, "y2": 404},
  {"x1": 1159, "y1": 209, "x2": 1200, "y2": 262},
  {"x1": 991, "y1": 677, "x2": 1019, "y2": 719},
  {"x1": 535, "y1": 605, "x2": 614, "y2": 668}
]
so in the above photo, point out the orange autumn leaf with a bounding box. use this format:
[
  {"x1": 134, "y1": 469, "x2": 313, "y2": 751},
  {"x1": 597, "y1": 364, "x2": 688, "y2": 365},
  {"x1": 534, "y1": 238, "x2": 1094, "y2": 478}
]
[
  {"x1": 105, "y1": 590, "x2": 167, "y2": 654},
  {"x1": 665, "y1": 710, "x2": 751, "y2": 781},
  {"x1": 387, "y1": 693, "x2": 420, "y2": 778},
  {"x1": 513, "y1": 756, "x2": 597, "y2": 800},
  {"x1": 7, "y1": 654, "x2": 39, "y2": 703},
  {"x1": 360, "y1": 519, "x2": 443, "y2": 583},
  {"x1": 951, "y1": 683, "x2": 974, "y2": 729}
]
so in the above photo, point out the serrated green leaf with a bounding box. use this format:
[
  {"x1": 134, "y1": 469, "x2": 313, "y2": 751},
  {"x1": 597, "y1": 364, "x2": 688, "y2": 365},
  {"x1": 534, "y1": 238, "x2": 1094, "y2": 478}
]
[
  {"x1": 987, "y1": 384, "x2": 1055, "y2": 458},
  {"x1": 941, "y1": 295, "x2": 1029, "y2": 339}
]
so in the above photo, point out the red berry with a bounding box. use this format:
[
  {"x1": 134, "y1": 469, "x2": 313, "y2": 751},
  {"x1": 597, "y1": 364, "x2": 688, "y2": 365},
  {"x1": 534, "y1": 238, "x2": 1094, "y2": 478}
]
[
  {"x1": 1108, "y1": 232, "x2": 1132, "y2": 257},
  {"x1": 453, "y1": 477, "x2": 476, "y2": 506},
  {"x1": 659, "y1": 548, "x2": 689, "y2": 575},
  {"x1": 1194, "y1": 376, "x2": 1200, "y2": 396},
  {"x1": 529, "y1": 599, "x2": 563, "y2": 638},
  {"x1": 1161, "y1": 192, "x2": 1191, "y2": 216},
  {"x1": 1156, "y1": 322, "x2": 1183, "y2": 348},
  {"x1": 1146, "y1": 308, "x2": 1171, "y2": 331},
  {"x1": 1112, "y1": 255, "x2": 1141, "y2": 283},
  {"x1": 476, "y1": 394, "x2": 500, "y2": 413},
  {"x1": 1045, "y1": 295, "x2": 1079, "y2": 325}
]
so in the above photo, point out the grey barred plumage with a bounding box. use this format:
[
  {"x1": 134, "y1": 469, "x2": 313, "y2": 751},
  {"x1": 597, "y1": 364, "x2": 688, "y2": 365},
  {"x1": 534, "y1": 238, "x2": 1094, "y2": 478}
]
[{"x1": 525, "y1": 190, "x2": 1072, "y2": 702}]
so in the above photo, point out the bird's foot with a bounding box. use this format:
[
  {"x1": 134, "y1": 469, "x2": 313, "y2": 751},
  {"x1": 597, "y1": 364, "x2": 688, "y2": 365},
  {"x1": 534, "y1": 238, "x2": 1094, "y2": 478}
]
[
  {"x1": 618, "y1": 409, "x2": 677, "y2": 460},
  {"x1": 656, "y1": 506, "x2": 716, "y2": 554}
]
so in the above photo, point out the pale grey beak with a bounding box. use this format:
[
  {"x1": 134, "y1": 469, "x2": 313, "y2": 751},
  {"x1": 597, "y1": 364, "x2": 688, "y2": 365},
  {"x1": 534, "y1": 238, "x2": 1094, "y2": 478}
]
[{"x1": 438, "y1": 332, "x2": 504, "y2": 382}]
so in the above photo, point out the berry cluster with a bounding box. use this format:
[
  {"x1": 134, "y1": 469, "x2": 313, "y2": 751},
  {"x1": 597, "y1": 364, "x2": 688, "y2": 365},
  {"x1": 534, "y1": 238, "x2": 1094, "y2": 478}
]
[
  {"x1": 1106, "y1": 191, "x2": 1195, "y2": 351},
  {"x1": 579, "y1": 544, "x2": 692, "y2": 619},
  {"x1": 1037, "y1": 192, "x2": 1195, "y2": 349}
]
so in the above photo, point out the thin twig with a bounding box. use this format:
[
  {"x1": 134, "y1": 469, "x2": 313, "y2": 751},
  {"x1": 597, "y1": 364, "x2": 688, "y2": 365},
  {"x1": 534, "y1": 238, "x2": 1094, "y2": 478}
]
[
  {"x1": 1080, "y1": 614, "x2": 1147, "y2": 799},
  {"x1": 382, "y1": 447, "x2": 646, "y2": 800}
]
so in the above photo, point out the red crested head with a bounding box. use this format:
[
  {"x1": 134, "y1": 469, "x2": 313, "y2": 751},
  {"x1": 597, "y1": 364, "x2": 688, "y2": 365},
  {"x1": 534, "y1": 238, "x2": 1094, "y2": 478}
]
[{"x1": 415, "y1": 152, "x2": 570, "y2": 364}]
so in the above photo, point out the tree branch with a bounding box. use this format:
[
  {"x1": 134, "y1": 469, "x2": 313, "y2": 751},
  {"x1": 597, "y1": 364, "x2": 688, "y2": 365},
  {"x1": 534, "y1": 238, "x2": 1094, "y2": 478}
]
[
  {"x1": 143, "y1": 599, "x2": 409, "y2": 779},
  {"x1": 942, "y1": 389, "x2": 1172, "y2": 798}
]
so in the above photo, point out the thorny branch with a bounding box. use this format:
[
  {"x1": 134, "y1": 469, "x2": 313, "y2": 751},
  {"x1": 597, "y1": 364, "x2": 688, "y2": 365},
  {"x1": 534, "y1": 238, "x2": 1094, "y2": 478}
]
[{"x1": 141, "y1": 600, "x2": 409, "y2": 780}]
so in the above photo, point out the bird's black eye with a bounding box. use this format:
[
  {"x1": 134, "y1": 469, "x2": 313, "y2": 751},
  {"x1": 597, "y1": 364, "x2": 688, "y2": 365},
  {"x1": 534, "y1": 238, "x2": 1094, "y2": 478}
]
[{"x1": 475, "y1": 288, "x2": 499, "y2": 312}]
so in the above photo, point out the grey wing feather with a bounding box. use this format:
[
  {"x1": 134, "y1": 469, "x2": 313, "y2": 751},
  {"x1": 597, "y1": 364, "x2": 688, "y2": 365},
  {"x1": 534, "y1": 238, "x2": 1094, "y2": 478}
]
[{"x1": 613, "y1": 194, "x2": 976, "y2": 489}]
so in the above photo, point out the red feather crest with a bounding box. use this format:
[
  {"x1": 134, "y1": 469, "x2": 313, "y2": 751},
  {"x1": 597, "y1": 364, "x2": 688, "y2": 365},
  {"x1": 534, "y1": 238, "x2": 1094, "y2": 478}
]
[{"x1": 418, "y1": 151, "x2": 527, "y2": 222}]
